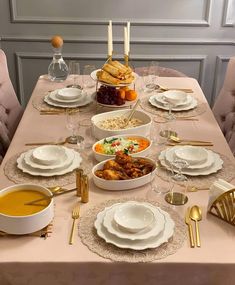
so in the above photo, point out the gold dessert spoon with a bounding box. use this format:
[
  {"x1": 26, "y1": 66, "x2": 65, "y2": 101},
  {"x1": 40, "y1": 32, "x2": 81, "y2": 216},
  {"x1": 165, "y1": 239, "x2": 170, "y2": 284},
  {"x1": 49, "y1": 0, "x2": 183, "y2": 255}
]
[{"x1": 190, "y1": 205, "x2": 202, "y2": 247}]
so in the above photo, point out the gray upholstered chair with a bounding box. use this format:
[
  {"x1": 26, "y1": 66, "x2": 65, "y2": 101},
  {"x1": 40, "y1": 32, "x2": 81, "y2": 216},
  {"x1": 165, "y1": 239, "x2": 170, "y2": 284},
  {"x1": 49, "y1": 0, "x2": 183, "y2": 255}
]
[
  {"x1": 0, "y1": 49, "x2": 23, "y2": 162},
  {"x1": 212, "y1": 57, "x2": 235, "y2": 155}
]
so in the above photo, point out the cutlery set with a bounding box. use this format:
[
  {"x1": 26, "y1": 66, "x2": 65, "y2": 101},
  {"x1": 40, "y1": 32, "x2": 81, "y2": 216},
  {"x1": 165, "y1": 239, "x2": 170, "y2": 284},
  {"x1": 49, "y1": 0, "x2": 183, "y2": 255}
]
[{"x1": 185, "y1": 205, "x2": 202, "y2": 247}]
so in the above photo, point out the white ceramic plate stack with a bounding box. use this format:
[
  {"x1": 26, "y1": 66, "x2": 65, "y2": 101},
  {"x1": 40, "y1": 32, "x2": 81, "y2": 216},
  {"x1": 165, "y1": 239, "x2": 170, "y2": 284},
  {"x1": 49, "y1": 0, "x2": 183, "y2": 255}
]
[
  {"x1": 17, "y1": 145, "x2": 82, "y2": 176},
  {"x1": 149, "y1": 90, "x2": 197, "y2": 111},
  {"x1": 44, "y1": 87, "x2": 94, "y2": 108},
  {"x1": 159, "y1": 145, "x2": 223, "y2": 176},
  {"x1": 94, "y1": 201, "x2": 175, "y2": 250}
]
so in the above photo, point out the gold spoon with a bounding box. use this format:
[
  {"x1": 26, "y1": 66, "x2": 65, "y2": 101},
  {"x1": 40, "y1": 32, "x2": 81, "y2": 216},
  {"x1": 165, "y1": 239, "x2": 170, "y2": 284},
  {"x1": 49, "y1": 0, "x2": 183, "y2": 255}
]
[
  {"x1": 155, "y1": 85, "x2": 193, "y2": 93},
  {"x1": 190, "y1": 205, "x2": 202, "y2": 247},
  {"x1": 169, "y1": 135, "x2": 212, "y2": 144}
]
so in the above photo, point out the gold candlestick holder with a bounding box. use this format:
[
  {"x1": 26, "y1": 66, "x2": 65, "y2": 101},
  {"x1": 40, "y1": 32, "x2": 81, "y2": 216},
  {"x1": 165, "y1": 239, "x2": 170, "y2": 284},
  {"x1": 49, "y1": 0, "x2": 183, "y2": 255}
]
[
  {"x1": 209, "y1": 189, "x2": 235, "y2": 226},
  {"x1": 107, "y1": 55, "x2": 112, "y2": 62},
  {"x1": 124, "y1": 54, "x2": 129, "y2": 66}
]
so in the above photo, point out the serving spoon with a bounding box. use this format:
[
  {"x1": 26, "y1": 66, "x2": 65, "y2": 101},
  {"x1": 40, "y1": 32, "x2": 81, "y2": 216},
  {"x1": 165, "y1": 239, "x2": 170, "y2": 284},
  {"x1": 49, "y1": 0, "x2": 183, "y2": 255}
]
[
  {"x1": 190, "y1": 205, "x2": 202, "y2": 247},
  {"x1": 125, "y1": 99, "x2": 140, "y2": 127}
]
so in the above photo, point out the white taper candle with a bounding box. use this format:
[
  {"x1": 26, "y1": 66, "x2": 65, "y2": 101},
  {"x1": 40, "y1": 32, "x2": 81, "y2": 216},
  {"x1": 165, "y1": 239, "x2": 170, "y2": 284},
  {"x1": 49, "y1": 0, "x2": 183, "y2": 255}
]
[
  {"x1": 124, "y1": 26, "x2": 128, "y2": 55},
  {"x1": 127, "y1": 21, "x2": 130, "y2": 54}
]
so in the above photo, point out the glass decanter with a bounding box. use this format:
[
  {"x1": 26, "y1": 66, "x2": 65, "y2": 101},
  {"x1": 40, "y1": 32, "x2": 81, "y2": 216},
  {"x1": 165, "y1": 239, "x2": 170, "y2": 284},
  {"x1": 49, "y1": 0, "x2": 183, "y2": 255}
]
[{"x1": 48, "y1": 46, "x2": 68, "y2": 82}]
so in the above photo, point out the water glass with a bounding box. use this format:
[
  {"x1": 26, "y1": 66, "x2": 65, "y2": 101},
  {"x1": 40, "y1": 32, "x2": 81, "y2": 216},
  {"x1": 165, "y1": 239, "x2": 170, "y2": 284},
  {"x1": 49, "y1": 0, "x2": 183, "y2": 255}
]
[
  {"x1": 82, "y1": 65, "x2": 96, "y2": 88},
  {"x1": 66, "y1": 109, "x2": 84, "y2": 144},
  {"x1": 68, "y1": 61, "x2": 81, "y2": 89}
]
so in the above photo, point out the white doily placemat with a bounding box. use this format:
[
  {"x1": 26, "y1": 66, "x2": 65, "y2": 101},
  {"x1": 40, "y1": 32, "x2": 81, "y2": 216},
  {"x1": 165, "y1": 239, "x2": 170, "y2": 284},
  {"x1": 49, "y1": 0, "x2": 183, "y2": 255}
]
[
  {"x1": 78, "y1": 197, "x2": 186, "y2": 263},
  {"x1": 140, "y1": 96, "x2": 207, "y2": 119},
  {"x1": 4, "y1": 149, "x2": 94, "y2": 187},
  {"x1": 32, "y1": 92, "x2": 96, "y2": 114}
]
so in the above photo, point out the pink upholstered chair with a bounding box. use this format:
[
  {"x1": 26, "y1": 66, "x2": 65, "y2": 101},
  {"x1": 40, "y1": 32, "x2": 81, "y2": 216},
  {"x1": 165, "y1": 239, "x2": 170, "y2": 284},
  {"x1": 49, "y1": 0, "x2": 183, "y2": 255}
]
[
  {"x1": 0, "y1": 49, "x2": 23, "y2": 162},
  {"x1": 212, "y1": 57, "x2": 235, "y2": 155},
  {"x1": 134, "y1": 66, "x2": 187, "y2": 77}
]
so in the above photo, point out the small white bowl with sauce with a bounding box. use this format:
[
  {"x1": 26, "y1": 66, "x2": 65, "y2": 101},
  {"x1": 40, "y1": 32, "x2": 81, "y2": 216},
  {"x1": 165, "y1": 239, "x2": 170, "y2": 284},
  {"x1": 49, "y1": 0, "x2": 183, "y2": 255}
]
[{"x1": 0, "y1": 184, "x2": 54, "y2": 235}]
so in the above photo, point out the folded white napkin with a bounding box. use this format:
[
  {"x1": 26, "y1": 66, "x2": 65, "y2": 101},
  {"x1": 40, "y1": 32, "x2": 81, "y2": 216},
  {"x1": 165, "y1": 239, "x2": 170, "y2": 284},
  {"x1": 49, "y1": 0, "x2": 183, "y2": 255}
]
[{"x1": 208, "y1": 179, "x2": 234, "y2": 210}]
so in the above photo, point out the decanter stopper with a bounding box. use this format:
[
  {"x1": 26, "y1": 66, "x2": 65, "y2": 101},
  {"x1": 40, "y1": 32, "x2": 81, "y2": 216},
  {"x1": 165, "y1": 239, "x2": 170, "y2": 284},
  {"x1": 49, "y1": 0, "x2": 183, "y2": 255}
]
[{"x1": 48, "y1": 35, "x2": 69, "y2": 82}]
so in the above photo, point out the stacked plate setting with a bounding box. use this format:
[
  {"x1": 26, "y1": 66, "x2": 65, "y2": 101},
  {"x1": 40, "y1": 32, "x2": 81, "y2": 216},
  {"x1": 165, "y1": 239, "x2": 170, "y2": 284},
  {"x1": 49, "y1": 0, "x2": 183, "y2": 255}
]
[
  {"x1": 17, "y1": 145, "x2": 82, "y2": 176},
  {"x1": 94, "y1": 201, "x2": 175, "y2": 250},
  {"x1": 44, "y1": 87, "x2": 94, "y2": 108},
  {"x1": 159, "y1": 145, "x2": 223, "y2": 176},
  {"x1": 149, "y1": 90, "x2": 197, "y2": 111}
]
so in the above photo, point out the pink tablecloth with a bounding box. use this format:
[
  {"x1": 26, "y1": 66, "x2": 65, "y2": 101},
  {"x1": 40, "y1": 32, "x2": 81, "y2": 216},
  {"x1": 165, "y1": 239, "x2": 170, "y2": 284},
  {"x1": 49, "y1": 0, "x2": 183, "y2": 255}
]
[{"x1": 0, "y1": 76, "x2": 234, "y2": 285}]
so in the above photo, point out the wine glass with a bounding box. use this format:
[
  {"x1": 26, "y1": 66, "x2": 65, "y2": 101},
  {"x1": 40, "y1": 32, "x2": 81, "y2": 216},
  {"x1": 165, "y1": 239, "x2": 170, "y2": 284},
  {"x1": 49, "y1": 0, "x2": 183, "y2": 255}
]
[
  {"x1": 162, "y1": 99, "x2": 176, "y2": 121},
  {"x1": 67, "y1": 61, "x2": 82, "y2": 89},
  {"x1": 171, "y1": 158, "x2": 189, "y2": 181},
  {"x1": 147, "y1": 61, "x2": 159, "y2": 90},
  {"x1": 82, "y1": 65, "x2": 96, "y2": 89},
  {"x1": 66, "y1": 109, "x2": 84, "y2": 144}
]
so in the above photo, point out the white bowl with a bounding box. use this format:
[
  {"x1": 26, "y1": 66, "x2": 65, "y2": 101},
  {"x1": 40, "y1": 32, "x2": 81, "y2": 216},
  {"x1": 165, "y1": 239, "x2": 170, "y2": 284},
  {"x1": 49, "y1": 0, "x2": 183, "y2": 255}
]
[
  {"x1": 113, "y1": 202, "x2": 155, "y2": 233},
  {"x1": 0, "y1": 184, "x2": 54, "y2": 235},
  {"x1": 92, "y1": 134, "x2": 152, "y2": 162},
  {"x1": 57, "y1": 87, "x2": 82, "y2": 100},
  {"x1": 162, "y1": 90, "x2": 187, "y2": 106},
  {"x1": 32, "y1": 145, "x2": 66, "y2": 166},
  {"x1": 91, "y1": 109, "x2": 152, "y2": 140},
  {"x1": 174, "y1": 146, "x2": 208, "y2": 165},
  {"x1": 92, "y1": 157, "x2": 156, "y2": 191}
]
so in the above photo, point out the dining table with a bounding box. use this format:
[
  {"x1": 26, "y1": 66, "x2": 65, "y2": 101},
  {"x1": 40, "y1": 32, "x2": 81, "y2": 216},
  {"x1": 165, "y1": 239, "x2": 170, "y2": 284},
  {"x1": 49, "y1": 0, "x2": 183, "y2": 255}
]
[{"x1": 0, "y1": 74, "x2": 234, "y2": 285}]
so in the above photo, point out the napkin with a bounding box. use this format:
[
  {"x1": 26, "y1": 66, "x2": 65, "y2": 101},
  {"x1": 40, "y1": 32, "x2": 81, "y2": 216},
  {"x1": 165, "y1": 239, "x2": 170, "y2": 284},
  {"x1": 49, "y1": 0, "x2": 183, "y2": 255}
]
[{"x1": 207, "y1": 179, "x2": 234, "y2": 210}]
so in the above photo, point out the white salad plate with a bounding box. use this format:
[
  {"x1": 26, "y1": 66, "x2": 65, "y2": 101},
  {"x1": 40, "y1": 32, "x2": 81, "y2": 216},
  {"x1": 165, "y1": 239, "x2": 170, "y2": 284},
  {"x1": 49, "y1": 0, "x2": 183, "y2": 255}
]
[
  {"x1": 17, "y1": 150, "x2": 82, "y2": 177},
  {"x1": 149, "y1": 94, "x2": 197, "y2": 111},
  {"x1": 24, "y1": 147, "x2": 74, "y2": 170},
  {"x1": 57, "y1": 87, "x2": 82, "y2": 100},
  {"x1": 49, "y1": 89, "x2": 84, "y2": 103},
  {"x1": 102, "y1": 202, "x2": 165, "y2": 241},
  {"x1": 174, "y1": 146, "x2": 208, "y2": 165},
  {"x1": 90, "y1": 69, "x2": 138, "y2": 87},
  {"x1": 44, "y1": 92, "x2": 94, "y2": 108},
  {"x1": 94, "y1": 204, "x2": 174, "y2": 250},
  {"x1": 164, "y1": 146, "x2": 214, "y2": 170},
  {"x1": 159, "y1": 149, "x2": 223, "y2": 176},
  {"x1": 155, "y1": 92, "x2": 192, "y2": 107}
]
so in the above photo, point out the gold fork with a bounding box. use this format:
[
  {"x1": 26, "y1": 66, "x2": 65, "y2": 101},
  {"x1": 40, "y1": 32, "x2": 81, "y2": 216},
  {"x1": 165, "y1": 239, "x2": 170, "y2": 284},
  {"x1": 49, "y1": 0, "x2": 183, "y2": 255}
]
[{"x1": 69, "y1": 204, "x2": 80, "y2": 245}]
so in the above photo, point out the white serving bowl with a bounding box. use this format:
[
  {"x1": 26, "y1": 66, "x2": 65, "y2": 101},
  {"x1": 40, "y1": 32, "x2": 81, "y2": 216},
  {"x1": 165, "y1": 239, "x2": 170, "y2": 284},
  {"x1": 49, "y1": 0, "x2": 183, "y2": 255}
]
[
  {"x1": 92, "y1": 157, "x2": 156, "y2": 191},
  {"x1": 91, "y1": 109, "x2": 152, "y2": 140},
  {"x1": 92, "y1": 134, "x2": 152, "y2": 162},
  {"x1": 0, "y1": 184, "x2": 54, "y2": 235},
  {"x1": 162, "y1": 90, "x2": 187, "y2": 106},
  {"x1": 174, "y1": 146, "x2": 208, "y2": 165},
  {"x1": 57, "y1": 87, "x2": 82, "y2": 100},
  {"x1": 32, "y1": 145, "x2": 66, "y2": 166},
  {"x1": 113, "y1": 202, "x2": 155, "y2": 233}
]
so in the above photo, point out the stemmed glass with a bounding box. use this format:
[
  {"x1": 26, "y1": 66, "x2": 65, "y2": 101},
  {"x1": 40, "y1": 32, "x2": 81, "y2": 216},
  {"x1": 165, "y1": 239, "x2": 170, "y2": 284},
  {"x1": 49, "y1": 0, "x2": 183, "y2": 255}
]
[
  {"x1": 66, "y1": 109, "x2": 84, "y2": 144},
  {"x1": 82, "y1": 65, "x2": 96, "y2": 89},
  {"x1": 67, "y1": 61, "x2": 82, "y2": 89},
  {"x1": 164, "y1": 101, "x2": 176, "y2": 121},
  {"x1": 147, "y1": 61, "x2": 159, "y2": 90},
  {"x1": 171, "y1": 158, "x2": 189, "y2": 181}
]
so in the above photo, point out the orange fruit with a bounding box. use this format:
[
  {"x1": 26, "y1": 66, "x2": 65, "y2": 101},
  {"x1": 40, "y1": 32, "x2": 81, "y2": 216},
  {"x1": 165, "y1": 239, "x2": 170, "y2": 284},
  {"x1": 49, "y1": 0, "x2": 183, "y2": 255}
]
[
  {"x1": 51, "y1": 35, "x2": 63, "y2": 48},
  {"x1": 125, "y1": 90, "x2": 138, "y2": 101},
  {"x1": 118, "y1": 89, "x2": 126, "y2": 100}
]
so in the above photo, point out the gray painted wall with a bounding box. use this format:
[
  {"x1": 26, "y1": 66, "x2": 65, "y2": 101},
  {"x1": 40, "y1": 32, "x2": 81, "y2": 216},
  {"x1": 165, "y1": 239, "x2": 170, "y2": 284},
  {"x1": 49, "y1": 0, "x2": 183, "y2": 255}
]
[{"x1": 0, "y1": 0, "x2": 235, "y2": 107}]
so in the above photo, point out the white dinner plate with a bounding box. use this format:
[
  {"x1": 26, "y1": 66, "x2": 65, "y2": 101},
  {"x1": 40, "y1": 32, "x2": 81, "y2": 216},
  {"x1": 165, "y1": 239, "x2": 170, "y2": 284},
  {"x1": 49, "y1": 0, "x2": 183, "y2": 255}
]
[
  {"x1": 164, "y1": 146, "x2": 214, "y2": 170},
  {"x1": 44, "y1": 92, "x2": 94, "y2": 108},
  {"x1": 24, "y1": 147, "x2": 75, "y2": 170},
  {"x1": 155, "y1": 93, "x2": 193, "y2": 107},
  {"x1": 159, "y1": 149, "x2": 223, "y2": 176},
  {"x1": 90, "y1": 69, "x2": 138, "y2": 87},
  {"x1": 94, "y1": 205, "x2": 174, "y2": 250},
  {"x1": 49, "y1": 89, "x2": 85, "y2": 103},
  {"x1": 102, "y1": 202, "x2": 165, "y2": 241},
  {"x1": 149, "y1": 94, "x2": 197, "y2": 111},
  {"x1": 17, "y1": 150, "x2": 82, "y2": 177}
]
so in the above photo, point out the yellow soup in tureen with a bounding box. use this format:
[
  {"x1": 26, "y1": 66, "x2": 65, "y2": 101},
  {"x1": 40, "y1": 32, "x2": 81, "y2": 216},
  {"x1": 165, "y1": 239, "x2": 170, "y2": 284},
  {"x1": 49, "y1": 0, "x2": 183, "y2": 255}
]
[{"x1": 0, "y1": 190, "x2": 50, "y2": 216}]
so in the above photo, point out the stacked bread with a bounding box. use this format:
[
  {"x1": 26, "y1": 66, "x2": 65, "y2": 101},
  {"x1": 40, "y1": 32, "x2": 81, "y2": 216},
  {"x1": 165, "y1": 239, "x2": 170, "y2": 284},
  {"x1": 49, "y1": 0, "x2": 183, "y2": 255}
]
[{"x1": 97, "y1": 61, "x2": 134, "y2": 85}]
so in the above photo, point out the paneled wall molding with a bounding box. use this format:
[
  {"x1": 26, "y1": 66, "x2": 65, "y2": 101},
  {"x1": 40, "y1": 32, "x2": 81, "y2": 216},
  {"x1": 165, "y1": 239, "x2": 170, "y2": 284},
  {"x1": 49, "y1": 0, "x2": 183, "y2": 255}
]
[
  {"x1": 211, "y1": 55, "x2": 230, "y2": 106},
  {"x1": 9, "y1": 0, "x2": 211, "y2": 27},
  {"x1": 222, "y1": 0, "x2": 234, "y2": 27},
  {"x1": 2, "y1": 35, "x2": 235, "y2": 46}
]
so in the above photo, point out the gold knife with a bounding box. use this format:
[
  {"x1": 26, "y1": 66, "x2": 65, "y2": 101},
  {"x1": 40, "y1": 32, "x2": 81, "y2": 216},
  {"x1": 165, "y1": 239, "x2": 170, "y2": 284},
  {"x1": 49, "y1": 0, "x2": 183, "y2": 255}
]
[
  {"x1": 185, "y1": 207, "x2": 195, "y2": 248},
  {"x1": 167, "y1": 142, "x2": 213, "y2": 147}
]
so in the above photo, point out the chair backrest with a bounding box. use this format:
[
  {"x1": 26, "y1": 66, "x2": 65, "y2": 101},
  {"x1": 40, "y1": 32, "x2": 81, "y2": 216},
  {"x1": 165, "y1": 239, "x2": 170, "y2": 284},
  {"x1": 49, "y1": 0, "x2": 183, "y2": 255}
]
[
  {"x1": 134, "y1": 66, "x2": 187, "y2": 77},
  {"x1": 0, "y1": 49, "x2": 23, "y2": 160},
  {"x1": 212, "y1": 57, "x2": 235, "y2": 155}
]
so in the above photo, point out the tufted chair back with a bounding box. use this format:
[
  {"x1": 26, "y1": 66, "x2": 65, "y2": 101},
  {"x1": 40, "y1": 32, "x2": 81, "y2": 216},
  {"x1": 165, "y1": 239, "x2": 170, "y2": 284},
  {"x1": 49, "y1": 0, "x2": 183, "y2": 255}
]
[
  {"x1": 134, "y1": 66, "x2": 187, "y2": 77},
  {"x1": 212, "y1": 57, "x2": 235, "y2": 155},
  {"x1": 0, "y1": 49, "x2": 23, "y2": 162}
]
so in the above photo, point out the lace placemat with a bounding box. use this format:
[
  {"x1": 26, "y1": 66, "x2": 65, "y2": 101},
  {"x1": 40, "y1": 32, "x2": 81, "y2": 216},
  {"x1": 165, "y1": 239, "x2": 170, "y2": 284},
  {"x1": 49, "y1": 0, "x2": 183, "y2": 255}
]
[
  {"x1": 140, "y1": 96, "x2": 207, "y2": 118},
  {"x1": 4, "y1": 149, "x2": 94, "y2": 187},
  {"x1": 154, "y1": 152, "x2": 235, "y2": 190},
  {"x1": 32, "y1": 92, "x2": 96, "y2": 114},
  {"x1": 78, "y1": 197, "x2": 186, "y2": 263}
]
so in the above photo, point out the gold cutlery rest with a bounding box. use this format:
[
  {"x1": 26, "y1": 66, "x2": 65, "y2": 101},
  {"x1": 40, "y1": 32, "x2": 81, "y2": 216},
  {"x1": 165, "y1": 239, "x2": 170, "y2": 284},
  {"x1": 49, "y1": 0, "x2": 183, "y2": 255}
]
[{"x1": 209, "y1": 189, "x2": 235, "y2": 226}]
